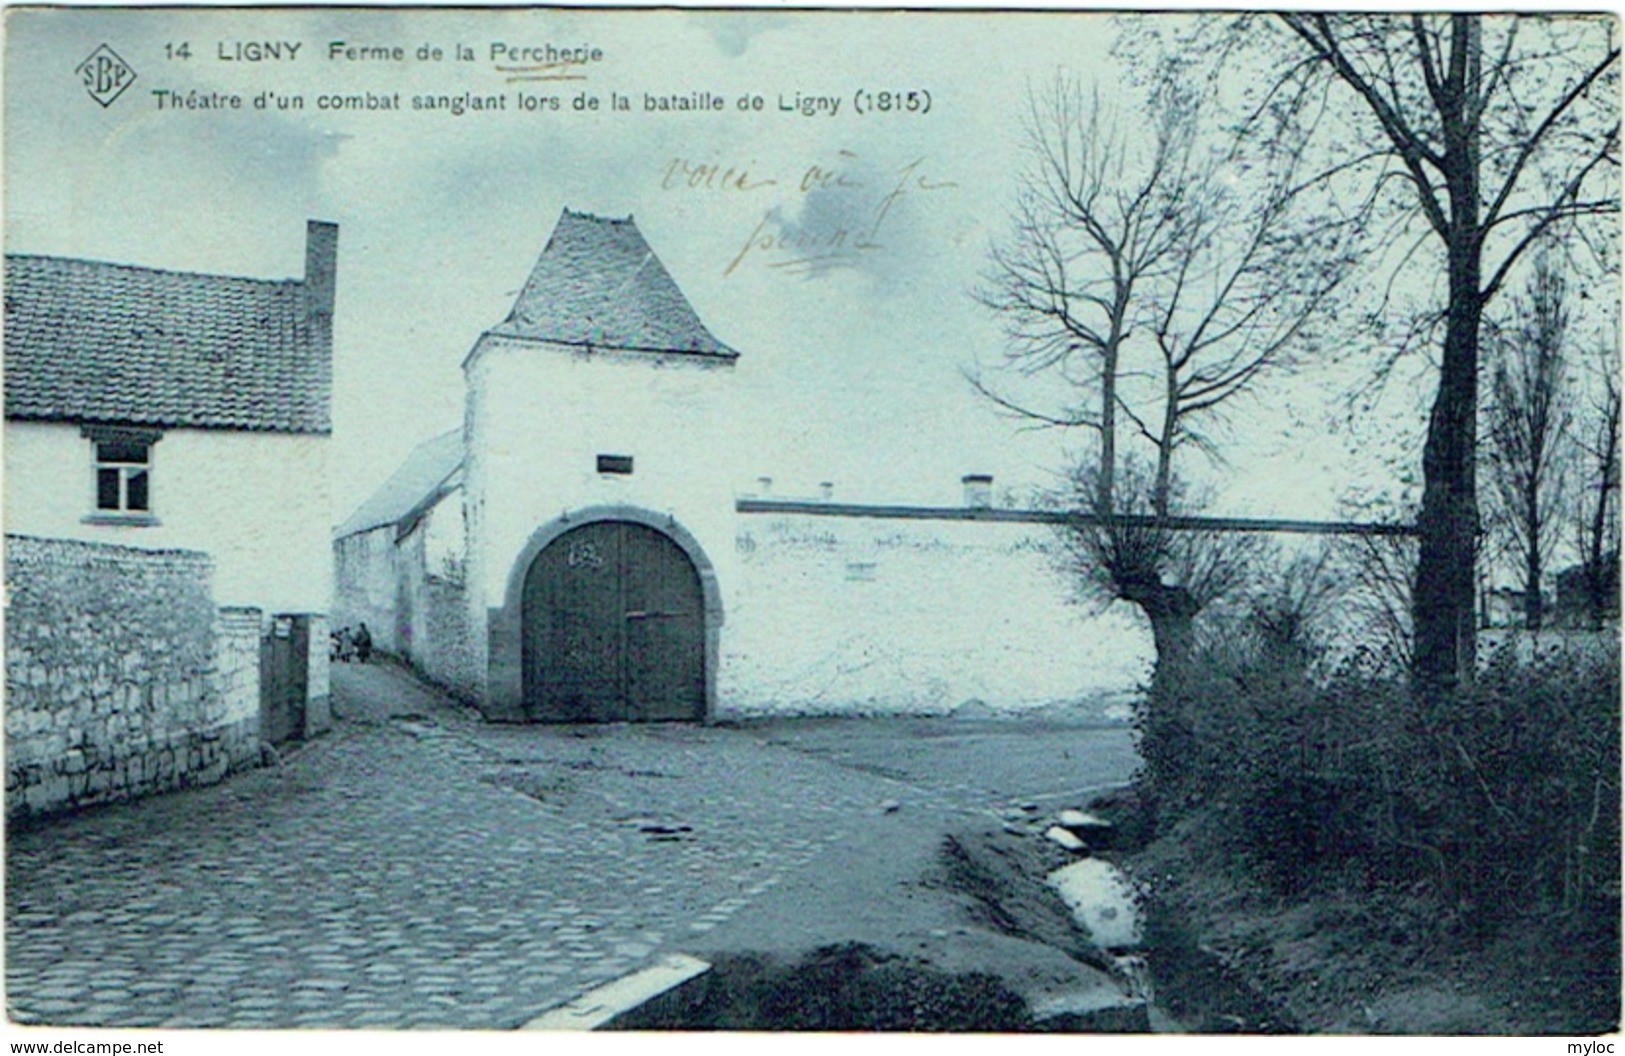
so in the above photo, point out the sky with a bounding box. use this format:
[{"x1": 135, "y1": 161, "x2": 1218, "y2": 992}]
[{"x1": 4, "y1": 8, "x2": 1612, "y2": 537}]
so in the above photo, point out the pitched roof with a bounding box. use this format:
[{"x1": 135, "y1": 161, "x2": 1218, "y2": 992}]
[
  {"x1": 5, "y1": 248, "x2": 332, "y2": 433},
  {"x1": 493, "y1": 209, "x2": 737, "y2": 359},
  {"x1": 335, "y1": 428, "x2": 464, "y2": 539}
]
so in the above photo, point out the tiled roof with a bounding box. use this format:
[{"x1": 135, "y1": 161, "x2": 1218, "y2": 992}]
[
  {"x1": 4, "y1": 253, "x2": 331, "y2": 433},
  {"x1": 493, "y1": 209, "x2": 737, "y2": 359},
  {"x1": 335, "y1": 428, "x2": 463, "y2": 539}
]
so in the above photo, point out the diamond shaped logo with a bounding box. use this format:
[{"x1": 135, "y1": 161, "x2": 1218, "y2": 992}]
[{"x1": 76, "y1": 44, "x2": 137, "y2": 108}]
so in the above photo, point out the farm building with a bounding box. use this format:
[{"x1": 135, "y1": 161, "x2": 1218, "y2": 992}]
[
  {"x1": 334, "y1": 208, "x2": 1149, "y2": 722},
  {"x1": 5, "y1": 221, "x2": 338, "y2": 815}
]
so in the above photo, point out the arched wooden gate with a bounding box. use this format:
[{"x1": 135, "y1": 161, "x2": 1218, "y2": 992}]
[{"x1": 521, "y1": 520, "x2": 705, "y2": 722}]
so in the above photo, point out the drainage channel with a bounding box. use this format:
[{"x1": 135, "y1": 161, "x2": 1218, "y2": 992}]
[
  {"x1": 519, "y1": 802, "x2": 1294, "y2": 1033},
  {"x1": 526, "y1": 936, "x2": 1284, "y2": 1033}
]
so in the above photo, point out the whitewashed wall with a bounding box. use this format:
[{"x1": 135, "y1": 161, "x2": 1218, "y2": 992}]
[
  {"x1": 719, "y1": 512, "x2": 1152, "y2": 718},
  {"x1": 5, "y1": 422, "x2": 332, "y2": 616},
  {"x1": 333, "y1": 526, "x2": 402, "y2": 652},
  {"x1": 462, "y1": 335, "x2": 742, "y2": 703},
  {"x1": 396, "y1": 496, "x2": 479, "y2": 698}
]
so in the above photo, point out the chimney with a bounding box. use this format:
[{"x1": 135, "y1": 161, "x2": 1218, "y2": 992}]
[
  {"x1": 819, "y1": 481, "x2": 834, "y2": 501},
  {"x1": 757, "y1": 476, "x2": 773, "y2": 496},
  {"x1": 304, "y1": 219, "x2": 339, "y2": 343},
  {"x1": 962, "y1": 474, "x2": 993, "y2": 509}
]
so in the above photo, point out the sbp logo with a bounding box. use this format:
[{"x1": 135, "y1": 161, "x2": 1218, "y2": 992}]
[{"x1": 75, "y1": 44, "x2": 136, "y2": 107}]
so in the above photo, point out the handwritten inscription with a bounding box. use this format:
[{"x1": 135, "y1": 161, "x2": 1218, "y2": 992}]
[
  {"x1": 661, "y1": 151, "x2": 954, "y2": 278},
  {"x1": 662, "y1": 158, "x2": 777, "y2": 193}
]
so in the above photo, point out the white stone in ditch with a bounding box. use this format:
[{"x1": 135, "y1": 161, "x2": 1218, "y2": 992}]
[
  {"x1": 1049, "y1": 858, "x2": 1142, "y2": 950},
  {"x1": 1044, "y1": 825, "x2": 1087, "y2": 852}
]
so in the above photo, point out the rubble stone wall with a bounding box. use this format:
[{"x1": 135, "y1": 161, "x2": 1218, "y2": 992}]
[
  {"x1": 397, "y1": 524, "x2": 479, "y2": 702},
  {"x1": 304, "y1": 612, "x2": 332, "y2": 736},
  {"x1": 5, "y1": 535, "x2": 262, "y2": 819},
  {"x1": 333, "y1": 526, "x2": 401, "y2": 655},
  {"x1": 417, "y1": 575, "x2": 477, "y2": 701}
]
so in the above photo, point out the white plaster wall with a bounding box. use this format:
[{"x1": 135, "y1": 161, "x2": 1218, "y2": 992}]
[
  {"x1": 721, "y1": 513, "x2": 1153, "y2": 717},
  {"x1": 5, "y1": 422, "x2": 332, "y2": 615},
  {"x1": 332, "y1": 527, "x2": 401, "y2": 653},
  {"x1": 457, "y1": 335, "x2": 1148, "y2": 719},
  {"x1": 464, "y1": 336, "x2": 741, "y2": 631},
  {"x1": 422, "y1": 485, "x2": 466, "y2": 583}
]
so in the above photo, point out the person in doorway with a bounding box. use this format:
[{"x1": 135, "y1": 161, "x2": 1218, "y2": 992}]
[{"x1": 354, "y1": 622, "x2": 373, "y2": 664}]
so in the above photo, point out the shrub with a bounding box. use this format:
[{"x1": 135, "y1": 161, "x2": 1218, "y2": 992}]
[{"x1": 1146, "y1": 599, "x2": 1621, "y2": 926}]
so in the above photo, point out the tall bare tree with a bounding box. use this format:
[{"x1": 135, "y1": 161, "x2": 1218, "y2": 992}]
[
  {"x1": 1485, "y1": 249, "x2": 1574, "y2": 629},
  {"x1": 974, "y1": 77, "x2": 1196, "y2": 513},
  {"x1": 978, "y1": 73, "x2": 1352, "y2": 696},
  {"x1": 1573, "y1": 355, "x2": 1622, "y2": 627},
  {"x1": 1267, "y1": 14, "x2": 1620, "y2": 694},
  {"x1": 1133, "y1": 115, "x2": 1354, "y2": 513}
]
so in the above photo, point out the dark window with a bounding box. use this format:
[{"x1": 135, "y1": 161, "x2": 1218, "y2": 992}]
[
  {"x1": 91, "y1": 434, "x2": 154, "y2": 514},
  {"x1": 126, "y1": 469, "x2": 150, "y2": 511},
  {"x1": 96, "y1": 438, "x2": 148, "y2": 464},
  {"x1": 597, "y1": 454, "x2": 634, "y2": 475},
  {"x1": 97, "y1": 468, "x2": 121, "y2": 510}
]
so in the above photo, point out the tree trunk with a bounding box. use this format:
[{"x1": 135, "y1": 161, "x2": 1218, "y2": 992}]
[
  {"x1": 1413, "y1": 25, "x2": 1483, "y2": 699},
  {"x1": 1122, "y1": 577, "x2": 1201, "y2": 704},
  {"x1": 1154, "y1": 370, "x2": 1178, "y2": 519},
  {"x1": 1413, "y1": 265, "x2": 1483, "y2": 697},
  {"x1": 1523, "y1": 542, "x2": 1543, "y2": 630},
  {"x1": 1587, "y1": 390, "x2": 1619, "y2": 628},
  {"x1": 1100, "y1": 335, "x2": 1120, "y2": 515}
]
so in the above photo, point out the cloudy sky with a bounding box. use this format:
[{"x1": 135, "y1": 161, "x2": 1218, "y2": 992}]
[{"x1": 2, "y1": 8, "x2": 1520, "y2": 528}]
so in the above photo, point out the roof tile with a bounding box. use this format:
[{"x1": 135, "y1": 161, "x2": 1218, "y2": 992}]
[
  {"x1": 493, "y1": 209, "x2": 737, "y2": 359},
  {"x1": 4, "y1": 252, "x2": 331, "y2": 433}
]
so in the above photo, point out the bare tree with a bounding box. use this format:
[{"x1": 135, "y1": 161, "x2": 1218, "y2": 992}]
[
  {"x1": 973, "y1": 77, "x2": 1195, "y2": 513},
  {"x1": 1265, "y1": 14, "x2": 1620, "y2": 695},
  {"x1": 1057, "y1": 458, "x2": 1264, "y2": 701},
  {"x1": 1572, "y1": 356, "x2": 1622, "y2": 627},
  {"x1": 978, "y1": 74, "x2": 1352, "y2": 697},
  {"x1": 1133, "y1": 104, "x2": 1355, "y2": 513},
  {"x1": 1485, "y1": 249, "x2": 1574, "y2": 629},
  {"x1": 1337, "y1": 533, "x2": 1419, "y2": 673}
]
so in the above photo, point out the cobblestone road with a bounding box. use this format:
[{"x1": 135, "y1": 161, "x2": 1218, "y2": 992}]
[{"x1": 6, "y1": 662, "x2": 1135, "y2": 1029}]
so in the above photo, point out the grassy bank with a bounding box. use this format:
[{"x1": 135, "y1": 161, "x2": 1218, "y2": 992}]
[{"x1": 1125, "y1": 635, "x2": 1621, "y2": 1033}]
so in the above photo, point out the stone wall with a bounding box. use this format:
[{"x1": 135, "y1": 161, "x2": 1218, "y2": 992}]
[
  {"x1": 333, "y1": 527, "x2": 400, "y2": 654},
  {"x1": 305, "y1": 612, "x2": 332, "y2": 736},
  {"x1": 417, "y1": 575, "x2": 476, "y2": 701},
  {"x1": 390, "y1": 519, "x2": 478, "y2": 701},
  {"x1": 336, "y1": 501, "x2": 478, "y2": 702},
  {"x1": 216, "y1": 607, "x2": 263, "y2": 733},
  {"x1": 5, "y1": 535, "x2": 262, "y2": 819}
]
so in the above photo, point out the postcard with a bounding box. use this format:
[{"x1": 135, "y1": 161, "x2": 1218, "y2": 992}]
[{"x1": 4, "y1": 7, "x2": 1619, "y2": 1043}]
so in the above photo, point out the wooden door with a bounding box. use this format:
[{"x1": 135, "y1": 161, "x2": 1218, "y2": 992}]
[
  {"x1": 622, "y1": 523, "x2": 705, "y2": 721},
  {"x1": 259, "y1": 615, "x2": 309, "y2": 745},
  {"x1": 522, "y1": 521, "x2": 704, "y2": 722}
]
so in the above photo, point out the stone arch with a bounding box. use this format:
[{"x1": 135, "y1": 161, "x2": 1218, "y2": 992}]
[{"x1": 484, "y1": 505, "x2": 722, "y2": 722}]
